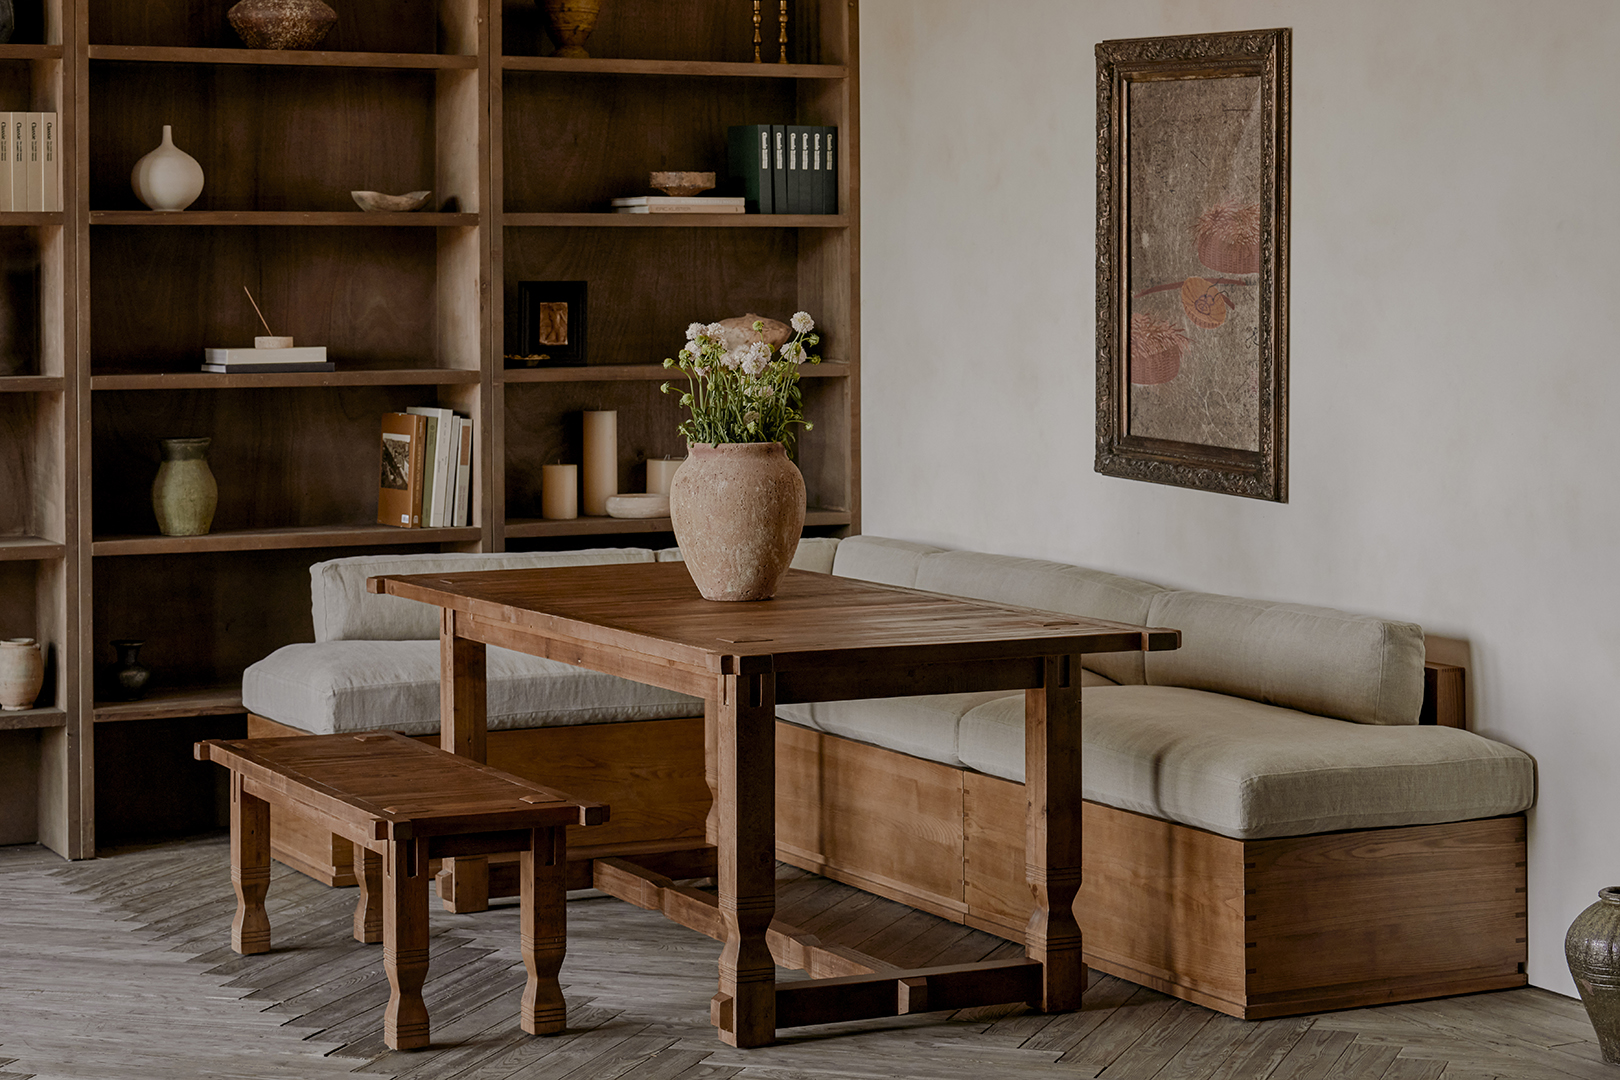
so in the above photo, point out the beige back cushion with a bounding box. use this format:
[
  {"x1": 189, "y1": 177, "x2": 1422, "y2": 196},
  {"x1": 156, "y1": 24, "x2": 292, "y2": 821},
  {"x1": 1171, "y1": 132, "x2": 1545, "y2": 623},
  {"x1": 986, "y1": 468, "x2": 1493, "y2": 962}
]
[
  {"x1": 830, "y1": 535, "x2": 946, "y2": 587},
  {"x1": 912, "y1": 550, "x2": 1165, "y2": 685},
  {"x1": 1143, "y1": 590, "x2": 1426, "y2": 725},
  {"x1": 311, "y1": 548, "x2": 655, "y2": 642}
]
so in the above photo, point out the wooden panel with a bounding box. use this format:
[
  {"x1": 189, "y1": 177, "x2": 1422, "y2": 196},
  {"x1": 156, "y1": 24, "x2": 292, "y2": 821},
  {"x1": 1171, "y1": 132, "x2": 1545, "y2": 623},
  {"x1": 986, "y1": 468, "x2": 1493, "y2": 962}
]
[
  {"x1": 1244, "y1": 816, "x2": 1527, "y2": 1000},
  {"x1": 775, "y1": 721, "x2": 966, "y2": 917},
  {"x1": 0, "y1": 728, "x2": 41, "y2": 843},
  {"x1": 1422, "y1": 661, "x2": 1467, "y2": 728}
]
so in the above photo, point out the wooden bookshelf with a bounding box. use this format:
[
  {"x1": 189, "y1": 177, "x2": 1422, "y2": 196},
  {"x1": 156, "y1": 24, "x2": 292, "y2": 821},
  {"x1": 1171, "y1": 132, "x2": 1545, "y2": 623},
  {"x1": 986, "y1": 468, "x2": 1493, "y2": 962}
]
[{"x1": 0, "y1": 0, "x2": 857, "y2": 858}]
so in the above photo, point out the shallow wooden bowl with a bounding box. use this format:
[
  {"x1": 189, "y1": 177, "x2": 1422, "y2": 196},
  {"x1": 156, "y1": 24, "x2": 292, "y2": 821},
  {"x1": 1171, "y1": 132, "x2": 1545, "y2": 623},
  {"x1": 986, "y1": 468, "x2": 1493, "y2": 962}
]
[
  {"x1": 649, "y1": 171, "x2": 715, "y2": 197},
  {"x1": 351, "y1": 190, "x2": 433, "y2": 212}
]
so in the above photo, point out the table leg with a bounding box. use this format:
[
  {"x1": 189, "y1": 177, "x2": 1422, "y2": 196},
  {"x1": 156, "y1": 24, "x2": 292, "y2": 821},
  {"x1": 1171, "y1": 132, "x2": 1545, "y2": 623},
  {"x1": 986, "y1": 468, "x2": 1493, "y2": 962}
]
[
  {"x1": 520, "y1": 826, "x2": 568, "y2": 1035},
  {"x1": 711, "y1": 670, "x2": 777, "y2": 1048},
  {"x1": 383, "y1": 835, "x2": 432, "y2": 1051},
  {"x1": 439, "y1": 607, "x2": 490, "y2": 914},
  {"x1": 353, "y1": 842, "x2": 383, "y2": 944},
  {"x1": 230, "y1": 772, "x2": 271, "y2": 955},
  {"x1": 1025, "y1": 654, "x2": 1086, "y2": 1011}
]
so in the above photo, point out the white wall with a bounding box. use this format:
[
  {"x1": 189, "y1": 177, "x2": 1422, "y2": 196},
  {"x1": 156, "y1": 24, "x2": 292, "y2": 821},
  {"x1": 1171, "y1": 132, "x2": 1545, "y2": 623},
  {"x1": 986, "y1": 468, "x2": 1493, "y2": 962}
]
[{"x1": 859, "y1": 0, "x2": 1620, "y2": 997}]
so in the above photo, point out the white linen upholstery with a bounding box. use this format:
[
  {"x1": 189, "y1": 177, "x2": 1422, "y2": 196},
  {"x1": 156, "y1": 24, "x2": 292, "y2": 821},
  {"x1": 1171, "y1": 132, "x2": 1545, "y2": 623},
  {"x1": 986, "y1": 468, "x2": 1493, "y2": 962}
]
[{"x1": 828, "y1": 535, "x2": 945, "y2": 588}]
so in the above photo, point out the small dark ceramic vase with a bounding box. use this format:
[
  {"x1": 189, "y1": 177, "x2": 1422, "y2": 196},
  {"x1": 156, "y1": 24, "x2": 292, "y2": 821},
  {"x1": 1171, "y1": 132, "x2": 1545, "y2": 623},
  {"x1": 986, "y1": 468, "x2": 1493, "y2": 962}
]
[
  {"x1": 108, "y1": 639, "x2": 151, "y2": 701},
  {"x1": 1566, "y1": 886, "x2": 1620, "y2": 1063},
  {"x1": 0, "y1": 2, "x2": 15, "y2": 45}
]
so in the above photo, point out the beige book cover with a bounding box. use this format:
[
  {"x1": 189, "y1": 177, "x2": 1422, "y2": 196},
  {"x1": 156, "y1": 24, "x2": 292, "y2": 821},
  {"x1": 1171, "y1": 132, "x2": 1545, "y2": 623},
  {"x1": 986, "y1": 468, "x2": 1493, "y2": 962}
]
[{"x1": 377, "y1": 411, "x2": 427, "y2": 528}]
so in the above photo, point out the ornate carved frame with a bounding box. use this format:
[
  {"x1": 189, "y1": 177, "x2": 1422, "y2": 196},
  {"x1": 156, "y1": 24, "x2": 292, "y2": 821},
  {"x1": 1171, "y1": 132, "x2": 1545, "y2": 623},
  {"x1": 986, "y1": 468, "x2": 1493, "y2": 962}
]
[{"x1": 1095, "y1": 28, "x2": 1290, "y2": 501}]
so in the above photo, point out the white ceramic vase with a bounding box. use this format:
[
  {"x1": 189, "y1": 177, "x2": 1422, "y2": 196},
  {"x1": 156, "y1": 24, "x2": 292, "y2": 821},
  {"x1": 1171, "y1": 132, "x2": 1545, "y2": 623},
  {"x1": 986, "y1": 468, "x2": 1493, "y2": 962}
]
[
  {"x1": 131, "y1": 125, "x2": 204, "y2": 211},
  {"x1": 0, "y1": 637, "x2": 44, "y2": 712}
]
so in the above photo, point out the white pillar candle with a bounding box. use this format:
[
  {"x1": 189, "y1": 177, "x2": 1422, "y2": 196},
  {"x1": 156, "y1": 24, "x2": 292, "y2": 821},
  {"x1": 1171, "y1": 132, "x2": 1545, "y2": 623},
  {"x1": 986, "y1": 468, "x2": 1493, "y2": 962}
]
[
  {"x1": 646, "y1": 456, "x2": 684, "y2": 496},
  {"x1": 582, "y1": 411, "x2": 617, "y2": 516},
  {"x1": 541, "y1": 464, "x2": 577, "y2": 520}
]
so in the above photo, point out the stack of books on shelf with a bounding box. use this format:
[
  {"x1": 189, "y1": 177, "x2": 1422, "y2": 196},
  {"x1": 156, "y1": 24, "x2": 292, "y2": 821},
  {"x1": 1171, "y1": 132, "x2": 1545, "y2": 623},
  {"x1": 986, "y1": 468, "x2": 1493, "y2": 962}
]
[
  {"x1": 611, "y1": 195, "x2": 745, "y2": 214},
  {"x1": 0, "y1": 113, "x2": 61, "y2": 212},
  {"x1": 377, "y1": 408, "x2": 474, "y2": 529},
  {"x1": 728, "y1": 124, "x2": 838, "y2": 214},
  {"x1": 201, "y1": 345, "x2": 333, "y2": 373}
]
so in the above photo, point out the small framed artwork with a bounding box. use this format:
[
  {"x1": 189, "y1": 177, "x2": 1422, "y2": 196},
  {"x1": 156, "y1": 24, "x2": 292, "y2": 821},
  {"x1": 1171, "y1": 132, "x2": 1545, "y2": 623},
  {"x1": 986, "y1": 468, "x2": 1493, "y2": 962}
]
[
  {"x1": 1095, "y1": 28, "x2": 1290, "y2": 501},
  {"x1": 514, "y1": 280, "x2": 587, "y2": 366}
]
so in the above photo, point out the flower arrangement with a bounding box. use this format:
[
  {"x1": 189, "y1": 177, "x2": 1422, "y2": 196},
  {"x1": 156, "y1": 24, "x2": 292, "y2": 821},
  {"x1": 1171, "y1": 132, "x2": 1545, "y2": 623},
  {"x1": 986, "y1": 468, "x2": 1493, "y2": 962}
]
[{"x1": 662, "y1": 312, "x2": 821, "y2": 446}]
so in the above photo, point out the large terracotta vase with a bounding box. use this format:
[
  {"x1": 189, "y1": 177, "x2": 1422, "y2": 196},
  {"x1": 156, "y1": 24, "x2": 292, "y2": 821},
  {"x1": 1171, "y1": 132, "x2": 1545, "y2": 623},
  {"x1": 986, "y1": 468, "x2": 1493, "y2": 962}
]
[
  {"x1": 1567, "y1": 886, "x2": 1620, "y2": 1063},
  {"x1": 669, "y1": 442, "x2": 805, "y2": 602},
  {"x1": 0, "y1": 637, "x2": 43, "y2": 711}
]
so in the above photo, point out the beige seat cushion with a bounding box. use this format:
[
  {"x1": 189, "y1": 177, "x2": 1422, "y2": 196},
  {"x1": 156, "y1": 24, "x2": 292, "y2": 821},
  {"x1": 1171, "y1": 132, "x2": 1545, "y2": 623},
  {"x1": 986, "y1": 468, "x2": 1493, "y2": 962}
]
[
  {"x1": 829, "y1": 535, "x2": 945, "y2": 587},
  {"x1": 244, "y1": 640, "x2": 702, "y2": 737},
  {"x1": 956, "y1": 684, "x2": 1535, "y2": 839}
]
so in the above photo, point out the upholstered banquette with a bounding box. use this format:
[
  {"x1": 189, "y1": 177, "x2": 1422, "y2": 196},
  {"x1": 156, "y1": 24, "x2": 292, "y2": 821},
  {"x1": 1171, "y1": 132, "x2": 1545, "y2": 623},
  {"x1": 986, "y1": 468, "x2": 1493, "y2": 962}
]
[{"x1": 243, "y1": 535, "x2": 1534, "y2": 1019}]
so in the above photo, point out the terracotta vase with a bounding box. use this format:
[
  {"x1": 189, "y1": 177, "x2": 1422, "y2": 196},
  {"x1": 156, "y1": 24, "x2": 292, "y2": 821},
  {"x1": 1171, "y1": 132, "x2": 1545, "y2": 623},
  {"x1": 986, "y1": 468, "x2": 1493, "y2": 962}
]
[
  {"x1": 130, "y1": 125, "x2": 205, "y2": 211},
  {"x1": 152, "y1": 437, "x2": 218, "y2": 537},
  {"x1": 107, "y1": 639, "x2": 151, "y2": 701},
  {"x1": 539, "y1": 0, "x2": 601, "y2": 59},
  {"x1": 0, "y1": 638, "x2": 43, "y2": 712},
  {"x1": 669, "y1": 442, "x2": 805, "y2": 602},
  {"x1": 227, "y1": 0, "x2": 338, "y2": 50},
  {"x1": 1567, "y1": 887, "x2": 1620, "y2": 1063}
]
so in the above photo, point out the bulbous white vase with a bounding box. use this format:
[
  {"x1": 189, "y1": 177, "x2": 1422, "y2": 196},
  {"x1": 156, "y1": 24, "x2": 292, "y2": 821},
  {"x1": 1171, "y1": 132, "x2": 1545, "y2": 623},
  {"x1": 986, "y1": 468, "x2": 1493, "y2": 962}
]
[{"x1": 131, "y1": 125, "x2": 204, "y2": 211}]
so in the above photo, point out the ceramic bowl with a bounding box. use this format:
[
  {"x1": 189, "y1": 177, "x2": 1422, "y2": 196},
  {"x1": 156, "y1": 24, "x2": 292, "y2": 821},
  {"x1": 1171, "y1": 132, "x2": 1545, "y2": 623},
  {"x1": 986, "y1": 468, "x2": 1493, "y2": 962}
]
[
  {"x1": 351, "y1": 190, "x2": 433, "y2": 213},
  {"x1": 605, "y1": 493, "x2": 671, "y2": 519}
]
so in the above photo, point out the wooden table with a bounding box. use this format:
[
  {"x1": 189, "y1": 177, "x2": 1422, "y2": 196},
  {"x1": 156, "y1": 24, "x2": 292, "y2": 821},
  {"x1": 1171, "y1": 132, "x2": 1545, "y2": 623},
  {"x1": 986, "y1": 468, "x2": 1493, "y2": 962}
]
[
  {"x1": 195, "y1": 731, "x2": 604, "y2": 1051},
  {"x1": 369, "y1": 562, "x2": 1178, "y2": 1047}
]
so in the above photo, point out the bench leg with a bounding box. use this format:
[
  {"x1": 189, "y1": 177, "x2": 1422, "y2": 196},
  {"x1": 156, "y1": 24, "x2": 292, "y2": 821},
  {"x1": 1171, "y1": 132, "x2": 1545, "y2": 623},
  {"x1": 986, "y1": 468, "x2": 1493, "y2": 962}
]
[
  {"x1": 520, "y1": 826, "x2": 568, "y2": 1035},
  {"x1": 354, "y1": 842, "x2": 383, "y2": 944},
  {"x1": 230, "y1": 773, "x2": 272, "y2": 956},
  {"x1": 383, "y1": 836, "x2": 432, "y2": 1050}
]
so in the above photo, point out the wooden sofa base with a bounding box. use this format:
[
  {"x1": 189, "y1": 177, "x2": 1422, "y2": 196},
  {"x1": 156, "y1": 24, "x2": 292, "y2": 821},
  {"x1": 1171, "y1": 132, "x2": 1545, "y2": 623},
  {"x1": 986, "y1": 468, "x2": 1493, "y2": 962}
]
[
  {"x1": 774, "y1": 721, "x2": 1528, "y2": 1020},
  {"x1": 246, "y1": 714, "x2": 711, "y2": 888}
]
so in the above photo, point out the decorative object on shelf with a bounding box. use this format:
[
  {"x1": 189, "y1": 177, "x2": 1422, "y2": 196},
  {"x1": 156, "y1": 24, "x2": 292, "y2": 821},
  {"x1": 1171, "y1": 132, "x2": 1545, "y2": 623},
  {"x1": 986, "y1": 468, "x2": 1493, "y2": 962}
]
[
  {"x1": 540, "y1": 463, "x2": 578, "y2": 520},
  {"x1": 1095, "y1": 28, "x2": 1290, "y2": 502},
  {"x1": 130, "y1": 125, "x2": 205, "y2": 211},
  {"x1": 351, "y1": 189, "x2": 432, "y2": 213},
  {"x1": 605, "y1": 493, "x2": 669, "y2": 519},
  {"x1": 152, "y1": 437, "x2": 218, "y2": 537},
  {"x1": 778, "y1": 0, "x2": 789, "y2": 63},
  {"x1": 0, "y1": 638, "x2": 43, "y2": 712},
  {"x1": 514, "y1": 280, "x2": 586, "y2": 366},
  {"x1": 1567, "y1": 887, "x2": 1620, "y2": 1063},
  {"x1": 0, "y1": 2, "x2": 14, "y2": 46},
  {"x1": 752, "y1": 0, "x2": 762, "y2": 62},
  {"x1": 227, "y1": 0, "x2": 338, "y2": 50},
  {"x1": 662, "y1": 313, "x2": 820, "y2": 601},
  {"x1": 650, "y1": 171, "x2": 715, "y2": 198},
  {"x1": 106, "y1": 639, "x2": 151, "y2": 702},
  {"x1": 715, "y1": 312, "x2": 791, "y2": 350},
  {"x1": 645, "y1": 457, "x2": 683, "y2": 496},
  {"x1": 582, "y1": 410, "x2": 617, "y2": 516},
  {"x1": 539, "y1": 0, "x2": 600, "y2": 59},
  {"x1": 203, "y1": 287, "x2": 332, "y2": 373}
]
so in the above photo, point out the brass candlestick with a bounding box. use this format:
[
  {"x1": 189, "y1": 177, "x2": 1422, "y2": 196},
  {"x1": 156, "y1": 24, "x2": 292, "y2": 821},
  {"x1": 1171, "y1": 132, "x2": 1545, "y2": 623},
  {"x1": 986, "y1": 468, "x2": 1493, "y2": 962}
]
[
  {"x1": 778, "y1": 0, "x2": 788, "y2": 63},
  {"x1": 752, "y1": 0, "x2": 762, "y2": 63}
]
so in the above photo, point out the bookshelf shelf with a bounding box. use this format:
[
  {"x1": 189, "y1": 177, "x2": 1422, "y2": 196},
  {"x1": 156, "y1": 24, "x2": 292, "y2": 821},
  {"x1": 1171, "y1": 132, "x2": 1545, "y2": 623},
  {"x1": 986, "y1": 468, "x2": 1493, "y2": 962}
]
[
  {"x1": 500, "y1": 362, "x2": 847, "y2": 385},
  {"x1": 501, "y1": 213, "x2": 846, "y2": 228},
  {"x1": 93, "y1": 685, "x2": 244, "y2": 724},
  {"x1": 91, "y1": 369, "x2": 482, "y2": 391},
  {"x1": 0, "y1": 45, "x2": 64, "y2": 61},
  {"x1": 504, "y1": 508, "x2": 850, "y2": 540},
  {"x1": 0, "y1": 537, "x2": 66, "y2": 561},
  {"x1": 0, "y1": 377, "x2": 65, "y2": 393},
  {"x1": 91, "y1": 524, "x2": 482, "y2": 557},
  {"x1": 0, "y1": 706, "x2": 68, "y2": 732},
  {"x1": 500, "y1": 56, "x2": 845, "y2": 79},
  {"x1": 87, "y1": 45, "x2": 477, "y2": 70},
  {"x1": 89, "y1": 211, "x2": 479, "y2": 226},
  {"x1": 0, "y1": 212, "x2": 66, "y2": 226}
]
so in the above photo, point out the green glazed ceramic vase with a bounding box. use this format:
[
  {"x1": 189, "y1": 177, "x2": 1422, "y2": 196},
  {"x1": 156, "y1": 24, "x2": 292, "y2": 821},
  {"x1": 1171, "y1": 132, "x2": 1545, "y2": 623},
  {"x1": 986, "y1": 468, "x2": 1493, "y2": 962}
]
[
  {"x1": 1567, "y1": 886, "x2": 1620, "y2": 1063},
  {"x1": 152, "y1": 437, "x2": 218, "y2": 537}
]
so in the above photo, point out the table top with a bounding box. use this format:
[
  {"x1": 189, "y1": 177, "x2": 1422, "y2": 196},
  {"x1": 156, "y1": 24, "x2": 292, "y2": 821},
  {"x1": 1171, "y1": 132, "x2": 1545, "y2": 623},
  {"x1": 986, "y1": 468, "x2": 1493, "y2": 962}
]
[
  {"x1": 196, "y1": 732, "x2": 605, "y2": 841},
  {"x1": 370, "y1": 563, "x2": 1179, "y2": 678}
]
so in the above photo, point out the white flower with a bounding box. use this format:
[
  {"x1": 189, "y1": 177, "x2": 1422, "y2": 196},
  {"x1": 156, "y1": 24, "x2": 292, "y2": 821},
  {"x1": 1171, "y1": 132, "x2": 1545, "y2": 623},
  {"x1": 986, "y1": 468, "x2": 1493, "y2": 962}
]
[
  {"x1": 705, "y1": 322, "x2": 728, "y2": 338},
  {"x1": 720, "y1": 348, "x2": 744, "y2": 370},
  {"x1": 693, "y1": 365, "x2": 709, "y2": 377},
  {"x1": 780, "y1": 340, "x2": 804, "y2": 364},
  {"x1": 741, "y1": 341, "x2": 771, "y2": 375},
  {"x1": 755, "y1": 384, "x2": 776, "y2": 400},
  {"x1": 686, "y1": 322, "x2": 705, "y2": 341},
  {"x1": 791, "y1": 311, "x2": 814, "y2": 334}
]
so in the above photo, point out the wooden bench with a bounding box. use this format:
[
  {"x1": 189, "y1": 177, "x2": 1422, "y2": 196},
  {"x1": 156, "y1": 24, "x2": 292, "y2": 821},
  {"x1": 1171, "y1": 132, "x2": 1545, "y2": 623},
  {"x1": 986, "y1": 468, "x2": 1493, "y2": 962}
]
[{"x1": 195, "y1": 732, "x2": 605, "y2": 1050}]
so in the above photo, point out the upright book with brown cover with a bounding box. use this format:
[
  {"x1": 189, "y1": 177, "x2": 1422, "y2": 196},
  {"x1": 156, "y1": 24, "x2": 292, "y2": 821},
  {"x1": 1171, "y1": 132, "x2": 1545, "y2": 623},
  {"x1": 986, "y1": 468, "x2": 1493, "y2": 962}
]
[{"x1": 377, "y1": 411, "x2": 427, "y2": 527}]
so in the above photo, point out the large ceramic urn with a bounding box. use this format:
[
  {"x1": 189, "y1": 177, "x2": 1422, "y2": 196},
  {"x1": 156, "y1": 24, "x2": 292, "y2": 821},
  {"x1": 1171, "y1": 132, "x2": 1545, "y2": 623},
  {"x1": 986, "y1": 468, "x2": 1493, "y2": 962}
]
[
  {"x1": 668, "y1": 442, "x2": 805, "y2": 602},
  {"x1": 1568, "y1": 886, "x2": 1620, "y2": 1063}
]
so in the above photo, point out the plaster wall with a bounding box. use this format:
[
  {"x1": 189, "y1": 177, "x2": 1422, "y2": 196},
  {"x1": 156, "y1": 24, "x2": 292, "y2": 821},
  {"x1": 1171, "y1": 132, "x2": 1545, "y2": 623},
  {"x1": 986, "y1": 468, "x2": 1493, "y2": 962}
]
[{"x1": 859, "y1": 0, "x2": 1620, "y2": 998}]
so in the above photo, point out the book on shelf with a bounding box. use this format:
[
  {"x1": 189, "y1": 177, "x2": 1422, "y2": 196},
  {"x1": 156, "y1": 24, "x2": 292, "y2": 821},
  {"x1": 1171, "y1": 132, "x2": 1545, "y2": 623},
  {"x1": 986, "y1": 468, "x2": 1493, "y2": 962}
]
[
  {"x1": 771, "y1": 124, "x2": 788, "y2": 215},
  {"x1": 23, "y1": 113, "x2": 39, "y2": 212},
  {"x1": 785, "y1": 125, "x2": 805, "y2": 216},
  {"x1": 451, "y1": 416, "x2": 473, "y2": 527},
  {"x1": 377, "y1": 412, "x2": 428, "y2": 528},
  {"x1": 727, "y1": 124, "x2": 773, "y2": 213},
  {"x1": 823, "y1": 126, "x2": 838, "y2": 214},
  {"x1": 406, "y1": 405, "x2": 457, "y2": 528},
  {"x1": 610, "y1": 196, "x2": 745, "y2": 214},
  {"x1": 203, "y1": 346, "x2": 329, "y2": 368},
  {"x1": 200, "y1": 362, "x2": 334, "y2": 373},
  {"x1": 40, "y1": 113, "x2": 57, "y2": 213},
  {"x1": 0, "y1": 116, "x2": 11, "y2": 212}
]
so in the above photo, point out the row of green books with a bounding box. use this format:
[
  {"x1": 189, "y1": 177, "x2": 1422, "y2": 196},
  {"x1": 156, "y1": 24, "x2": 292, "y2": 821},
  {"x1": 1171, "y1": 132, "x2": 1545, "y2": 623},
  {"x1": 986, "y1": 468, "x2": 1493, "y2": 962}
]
[{"x1": 728, "y1": 124, "x2": 838, "y2": 215}]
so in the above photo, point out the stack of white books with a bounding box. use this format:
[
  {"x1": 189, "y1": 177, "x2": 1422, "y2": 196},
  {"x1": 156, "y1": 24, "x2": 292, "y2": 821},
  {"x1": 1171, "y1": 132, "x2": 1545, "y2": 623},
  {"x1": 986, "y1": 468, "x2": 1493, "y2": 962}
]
[
  {"x1": 202, "y1": 345, "x2": 333, "y2": 373},
  {"x1": 611, "y1": 196, "x2": 746, "y2": 214},
  {"x1": 0, "y1": 113, "x2": 61, "y2": 212},
  {"x1": 405, "y1": 406, "x2": 475, "y2": 528}
]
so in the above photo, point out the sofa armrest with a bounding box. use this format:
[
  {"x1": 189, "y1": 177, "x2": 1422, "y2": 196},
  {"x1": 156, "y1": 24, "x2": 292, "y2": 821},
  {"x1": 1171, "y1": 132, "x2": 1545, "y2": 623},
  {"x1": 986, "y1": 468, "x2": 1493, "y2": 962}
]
[{"x1": 1420, "y1": 662, "x2": 1466, "y2": 729}]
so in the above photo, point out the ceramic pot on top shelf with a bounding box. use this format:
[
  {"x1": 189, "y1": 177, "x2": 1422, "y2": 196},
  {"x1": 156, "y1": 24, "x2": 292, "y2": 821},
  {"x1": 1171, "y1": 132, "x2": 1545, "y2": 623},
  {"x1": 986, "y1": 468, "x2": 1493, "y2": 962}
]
[
  {"x1": 668, "y1": 442, "x2": 805, "y2": 602},
  {"x1": 131, "y1": 126, "x2": 205, "y2": 211},
  {"x1": 540, "y1": 0, "x2": 601, "y2": 59},
  {"x1": 228, "y1": 0, "x2": 338, "y2": 50},
  {"x1": 0, "y1": 638, "x2": 43, "y2": 712},
  {"x1": 152, "y1": 437, "x2": 218, "y2": 537}
]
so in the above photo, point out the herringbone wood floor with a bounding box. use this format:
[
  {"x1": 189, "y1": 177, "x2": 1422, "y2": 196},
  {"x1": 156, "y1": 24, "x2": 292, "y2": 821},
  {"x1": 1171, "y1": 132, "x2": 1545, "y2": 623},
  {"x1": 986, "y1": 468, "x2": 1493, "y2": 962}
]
[{"x1": 0, "y1": 835, "x2": 1607, "y2": 1080}]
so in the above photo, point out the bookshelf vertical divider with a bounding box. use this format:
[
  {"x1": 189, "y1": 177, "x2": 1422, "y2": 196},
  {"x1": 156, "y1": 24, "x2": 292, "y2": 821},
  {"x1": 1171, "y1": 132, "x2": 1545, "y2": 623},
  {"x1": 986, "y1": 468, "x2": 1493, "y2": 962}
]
[{"x1": 5, "y1": 0, "x2": 856, "y2": 858}]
